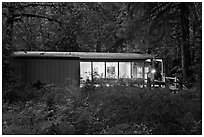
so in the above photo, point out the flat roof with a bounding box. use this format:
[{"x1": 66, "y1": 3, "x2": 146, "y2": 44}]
[{"x1": 12, "y1": 51, "x2": 155, "y2": 60}]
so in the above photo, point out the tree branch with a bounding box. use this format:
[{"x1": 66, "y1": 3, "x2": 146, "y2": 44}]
[{"x1": 13, "y1": 13, "x2": 62, "y2": 24}]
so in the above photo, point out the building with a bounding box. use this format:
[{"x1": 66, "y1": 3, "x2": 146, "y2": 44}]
[{"x1": 12, "y1": 51, "x2": 164, "y2": 87}]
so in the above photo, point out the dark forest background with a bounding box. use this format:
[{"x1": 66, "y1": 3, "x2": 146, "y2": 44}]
[
  {"x1": 2, "y1": 2, "x2": 202, "y2": 85},
  {"x1": 2, "y1": 2, "x2": 202, "y2": 135}
]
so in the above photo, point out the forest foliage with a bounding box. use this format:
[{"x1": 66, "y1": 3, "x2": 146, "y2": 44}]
[
  {"x1": 2, "y1": 2, "x2": 202, "y2": 84},
  {"x1": 2, "y1": 2, "x2": 202, "y2": 135},
  {"x1": 2, "y1": 80, "x2": 202, "y2": 135}
]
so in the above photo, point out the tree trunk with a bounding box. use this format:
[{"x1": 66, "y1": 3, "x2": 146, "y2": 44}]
[
  {"x1": 5, "y1": 7, "x2": 14, "y2": 49},
  {"x1": 180, "y1": 2, "x2": 192, "y2": 82},
  {"x1": 3, "y1": 4, "x2": 15, "y2": 81}
]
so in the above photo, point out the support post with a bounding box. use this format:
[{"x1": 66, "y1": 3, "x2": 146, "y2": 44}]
[
  {"x1": 142, "y1": 62, "x2": 145, "y2": 88},
  {"x1": 105, "y1": 62, "x2": 106, "y2": 79},
  {"x1": 91, "y1": 61, "x2": 93, "y2": 82},
  {"x1": 118, "y1": 62, "x2": 119, "y2": 79},
  {"x1": 130, "y1": 62, "x2": 133, "y2": 79}
]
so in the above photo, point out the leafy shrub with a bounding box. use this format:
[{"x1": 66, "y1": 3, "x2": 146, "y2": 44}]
[
  {"x1": 3, "y1": 81, "x2": 202, "y2": 135},
  {"x1": 2, "y1": 80, "x2": 48, "y2": 104}
]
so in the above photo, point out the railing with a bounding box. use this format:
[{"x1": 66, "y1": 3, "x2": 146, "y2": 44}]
[{"x1": 165, "y1": 77, "x2": 189, "y2": 91}]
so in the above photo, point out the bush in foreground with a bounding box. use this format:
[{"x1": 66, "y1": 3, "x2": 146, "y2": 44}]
[{"x1": 2, "y1": 82, "x2": 202, "y2": 135}]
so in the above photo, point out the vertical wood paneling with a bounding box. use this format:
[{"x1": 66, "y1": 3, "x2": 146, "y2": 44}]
[
  {"x1": 54, "y1": 60, "x2": 57, "y2": 83},
  {"x1": 45, "y1": 60, "x2": 48, "y2": 82},
  {"x1": 60, "y1": 60, "x2": 63, "y2": 84},
  {"x1": 48, "y1": 60, "x2": 51, "y2": 83},
  {"x1": 62, "y1": 61, "x2": 65, "y2": 84},
  {"x1": 52, "y1": 60, "x2": 55, "y2": 82},
  {"x1": 32, "y1": 60, "x2": 34, "y2": 82},
  {"x1": 34, "y1": 60, "x2": 37, "y2": 82},
  {"x1": 23, "y1": 60, "x2": 26, "y2": 81},
  {"x1": 64, "y1": 60, "x2": 68, "y2": 85},
  {"x1": 71, "y1": 60, "x2": 73, "y2": 84},
  {"x1": 36, "y1": 60, "x2": 39, "y2": 82},
  {"x1": 38, "y1": 60, "x2": 41, "y2": 82},
  {"x1": 57, "y1": 61, "x2": 59, "y2": 83},
  {"x1": 35, "y1": 60, "x2": 38, "y2": 82},
  {"x1": 60, "y1": 61, "x2": 64, "y2": 83},
  {"x1": 15, "y1": 58, "x2": 80, "y2": 88},
  {"x1": 26, "y1": 60, "x2": 29, "y2": 82},
  {"x1": 24, "y1": 59, "x2": 27, "y2": 82},
  {"x1": 46, "y1": 60, "x2": 50, "y2": 82},
  {"x1": 32, "y1": 60, "x2": 36, "y2": 82},
  {"x1": 43, "y1": 60, "x2": 46, "y2": 82},
  {"x1": 67, "y1": 60, "x2": 70, "y2": 84},
  {"x1": 49, "y1": 60, "x2": 53, "y2": 83},
  {"x1": 76, "y1": 60, "x2": 80, "y2": 86},
  {"x1": 33, "y1": 60, "x2": 35, "y2": 82},
  {"x1": 24, "y1": 59, "x2": 28, "y2": 82},
  {"x1": 46, "y1": 60, "x2": 50, "y2": 83},
  {"x1": 55, "y1": 60, "x2": 60, "y2": 83},
  {"x1": 28, "y1": 60, "x2": 31, "y2": 82},
  {"x1": 41, "y1": 60, "x2": 45, "y2": 82},
  {"x1": 68, "y1": 60, "x2": 71, "y2": 85},
  {"x1": 31, "y1": 60, "x2": 34, "y2": 82},
  {"x1": 50, "y1": 60, "x2": 52, "y2": 82},
  {"x1": 57, "y1": 60, "x2": 60, "y2": 83},
  {"x1": 38, "y1": 60, "x2": 42, "y2": 82},
  {"x1": 72, "y1": 60, "x2": 76, "y2": 85},
  {"x1": 30, "y1": 61, "x2": 34, "y2": 82}
]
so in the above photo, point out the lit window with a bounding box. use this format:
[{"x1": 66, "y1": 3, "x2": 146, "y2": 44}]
[
  {"x1": 93, "y1": 62, "x2": 105, "y2": 78},
  {"x1": 119, "y1": 62, "x2": 131, "y2": 78},
  {"x1": 80, "y1": 62, "x2": 91, "y2": 80},
  {"x1": 106, "y1": 62, "x2": 118, "y2": 78},
  {"x1": 144, "y1": 67, "x2": 149, "y2": 79},
  {"x1": 137, "y1": 67, "x2": 143, "y2": 78},
  {"x1": 132, "y1": 62, "x2": 143, "y2": 78}
]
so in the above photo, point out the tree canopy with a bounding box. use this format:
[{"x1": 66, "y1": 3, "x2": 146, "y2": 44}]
[{"x1": 2, "y1": 2, "x2": 202, "y2": 83}]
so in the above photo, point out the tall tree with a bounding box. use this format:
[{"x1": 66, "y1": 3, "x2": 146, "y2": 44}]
[{"x1": 125, "y1": 2, "x2": 201, "y2": 82}]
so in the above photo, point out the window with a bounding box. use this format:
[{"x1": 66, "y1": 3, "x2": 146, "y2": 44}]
[
  {"x1": 119, "y1": 62, "x2": 131, "y2": 78},
  {"x1": 137, "y1": 67, "x2": 143, "y2": 78},
  {"x1": 80, "y1": 62, "x2": 91, "y2": 80},
  {"x1": 144, "y1": 67, "x2": 149, "y2": 79},
  {"x1": 93, "y1": 62, "x2": 105, "y2": 78},
  {"x1": 106, "y1": 62, "x2": 118, "y2": 78},
  {"x1": 132, "y1": 62, "x2": 143, "y2": 78}
]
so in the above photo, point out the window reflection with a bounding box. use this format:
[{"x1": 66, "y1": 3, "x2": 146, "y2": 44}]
[
  {"x1": 106, "y1": 62, "x2": 118, "y2": 78},
  {"x1": 119, "y1": 62, "x2": 131, "y2": 78},
  {"x1": 80, "y1": 62, "x2": 91, "y2": 80},
  {"x1": 132, "y1": 62, "x2": 143, "y2": 78},
  {"x1": 93, "y1": 62, "x2": 105, "y2": 78},
  {"x1": 144, "y1": 67, "x2": 149, "y2": 79},
  {"x1": 137, "y1": 67, "x2": 143, "y2": 78}
]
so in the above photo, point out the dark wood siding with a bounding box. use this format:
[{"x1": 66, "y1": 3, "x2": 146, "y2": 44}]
[{"x1": 13, "y1": 58, "x2": 80, "y2": 87}]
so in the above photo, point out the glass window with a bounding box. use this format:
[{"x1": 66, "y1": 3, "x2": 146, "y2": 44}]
[
  {"x1": 80, "y1": 62, "x2": 92, "y2": 80},
  {"x1": 106, "y1": 62, "x2": 118, "y2": 79},
  {"x1": 132, "y1": 62, "x2": 143, "y2": 78},
  {"x1": 144, "y1": 67, "x2": 149, "y2": 79},
  {"x1": 137, "y1": 67, "x2": 143, "y2": 78},
  {"x1": 119, "y1": 62, "x2": 131, "y2": 78},
  {"x1": 93, "y1": 62, "x2": 105, "y2": 78}
]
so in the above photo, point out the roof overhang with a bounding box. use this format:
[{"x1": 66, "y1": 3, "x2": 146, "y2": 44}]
[{"x1": 12, "y1": 51, "x2": 156, "y2": 60}]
